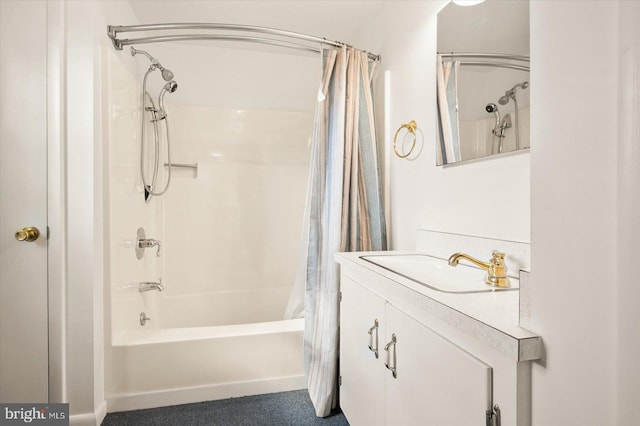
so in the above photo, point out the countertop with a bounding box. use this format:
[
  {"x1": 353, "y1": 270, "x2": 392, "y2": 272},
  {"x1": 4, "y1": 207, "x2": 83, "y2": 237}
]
[{"x1": 336, "y1": 251, "x2": 542, "y2": 362}]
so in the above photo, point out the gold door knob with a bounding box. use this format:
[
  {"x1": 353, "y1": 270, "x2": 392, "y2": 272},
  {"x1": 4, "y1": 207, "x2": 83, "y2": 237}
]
[{"x1": 15, "y1": 226, "x2": 40, "y2": 242}]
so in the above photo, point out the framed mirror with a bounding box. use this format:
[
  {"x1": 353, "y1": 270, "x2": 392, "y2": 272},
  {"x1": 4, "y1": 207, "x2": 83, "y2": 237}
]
[{"x1": 436, "y1": 0, "x2": 530, "y2": 165}]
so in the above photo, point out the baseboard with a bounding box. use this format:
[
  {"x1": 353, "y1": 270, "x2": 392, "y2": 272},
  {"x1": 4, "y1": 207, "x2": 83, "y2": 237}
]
[
  {"x1": 96, "y1": 400, "x2": 107, "y2": 425},
  {"x1": 106, "y1": 374, "x2": 307, "y2": 413},
  {"x1": 69, "y1": 400, "x2": 107, "y2": 426}
]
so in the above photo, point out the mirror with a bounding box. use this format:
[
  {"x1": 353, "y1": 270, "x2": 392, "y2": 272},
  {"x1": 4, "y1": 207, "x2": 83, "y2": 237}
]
[{"x1": 436, "y1": 0, "x2": 530, "y2": 165}]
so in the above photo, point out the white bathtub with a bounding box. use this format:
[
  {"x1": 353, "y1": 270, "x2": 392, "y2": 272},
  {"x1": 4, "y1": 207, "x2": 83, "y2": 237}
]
[{"x1": 107, "y1": 289, "x2": 305, "y2": 412}]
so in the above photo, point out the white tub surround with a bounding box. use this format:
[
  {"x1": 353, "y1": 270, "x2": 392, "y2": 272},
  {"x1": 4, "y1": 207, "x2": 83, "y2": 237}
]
[{"x1": 337, "y1": 251, "x2": 541, "y2": 425}]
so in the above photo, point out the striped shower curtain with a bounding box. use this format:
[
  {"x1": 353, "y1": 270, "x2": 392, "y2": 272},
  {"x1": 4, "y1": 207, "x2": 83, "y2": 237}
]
[{"x1": 302, "y1": 46, "x2": 387, "y2": 417}]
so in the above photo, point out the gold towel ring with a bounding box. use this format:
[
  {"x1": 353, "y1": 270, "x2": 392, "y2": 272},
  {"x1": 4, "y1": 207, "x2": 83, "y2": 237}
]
[{"x1": 393, "y1": 120, "x2": 418, "y2": 158}]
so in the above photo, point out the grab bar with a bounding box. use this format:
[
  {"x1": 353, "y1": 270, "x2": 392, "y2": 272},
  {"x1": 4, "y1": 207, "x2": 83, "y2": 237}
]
[{"x1": 164, "y1": 162, "x2": 198, "y2": 169}]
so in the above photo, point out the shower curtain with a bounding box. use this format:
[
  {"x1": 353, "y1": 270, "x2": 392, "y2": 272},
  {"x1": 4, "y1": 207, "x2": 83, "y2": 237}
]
[
  {"x1": 436, "y1": 54, "x2": 461, "y2": 163},
  {"x1": 287, "y1": 46, "x2": 386, "y2": 417}
]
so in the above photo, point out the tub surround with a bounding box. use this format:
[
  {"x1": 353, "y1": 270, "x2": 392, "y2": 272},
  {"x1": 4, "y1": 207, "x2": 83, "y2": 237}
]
[{"x1": 336, "y1": 251, "x2": 541, "y2": 362}]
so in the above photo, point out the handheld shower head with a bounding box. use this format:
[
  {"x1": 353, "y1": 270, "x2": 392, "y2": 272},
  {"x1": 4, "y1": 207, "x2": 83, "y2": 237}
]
[
  {"x1": 486, "y1": 103, "x2": 501, "y2": 135},
  {"x1": 163, "y1": 81, "x2": 178, "y2": 93},
  {"x1": 156, "y1": 81, "x2": 178, "y2": 120}
]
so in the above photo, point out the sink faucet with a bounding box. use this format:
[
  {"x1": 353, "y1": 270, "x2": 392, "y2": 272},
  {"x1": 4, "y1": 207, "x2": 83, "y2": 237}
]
[
  {"x1": 139, "y1": 279, "x2": 164, "y2": 292},
  {"x1": 447, "y1": 251, "x2": 510, "y2": 288}
]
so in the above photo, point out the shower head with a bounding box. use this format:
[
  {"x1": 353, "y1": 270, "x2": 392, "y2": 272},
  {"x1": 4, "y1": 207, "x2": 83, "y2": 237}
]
[
  {"x1": 160, "y1": 67, "x2": 174, "y2": 82},
  {"x1": 499, "y1": 81, "x2": 529, "y2": 105},
  {"x1": 156, "y1": 81, "x2": 178, "y2": 120},
  {"x1": 486, "y1": 103, "x2": 501, "y2": 134},
  {"x1": 131, "y1": 46, "x2": 175, "y2": 81},
  {"x1": 163, "y1": 80, "x2": 178, "y2": 93},
  {"x1": 498, "y1": 94, "x2": 511, "y2": 105}
]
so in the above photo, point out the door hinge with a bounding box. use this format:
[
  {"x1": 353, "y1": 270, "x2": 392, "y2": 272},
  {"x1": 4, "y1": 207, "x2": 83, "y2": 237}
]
[
  {"x1": 339, "y1": 291, "x2": 342, "y2": 302},
  {"x1": 486, "y1": 404, "x2": 501, "y2": 426},
  {"x1": 339, "y1": 375, "x2": 342, "y2": 386}
]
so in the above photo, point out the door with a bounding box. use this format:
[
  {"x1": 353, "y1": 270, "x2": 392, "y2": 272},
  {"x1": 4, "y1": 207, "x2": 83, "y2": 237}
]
[
  {"x1": 339, "y1": 277, "x2": 386, "y2": 426},
  {"x1": 385, "y1": 304, "x2": 492, "y2": 426},
  {"x1": 0, "y1": 0, "x2": 49, "y2": 402}
]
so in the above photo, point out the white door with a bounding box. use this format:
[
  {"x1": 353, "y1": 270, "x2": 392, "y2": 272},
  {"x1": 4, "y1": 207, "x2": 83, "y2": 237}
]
[
  {"x1": 0, "y1": 0, "x2": 49, "y2": 402},
  {"x1": 385, "y1": 304, "x2": 492, "y2": 426}
]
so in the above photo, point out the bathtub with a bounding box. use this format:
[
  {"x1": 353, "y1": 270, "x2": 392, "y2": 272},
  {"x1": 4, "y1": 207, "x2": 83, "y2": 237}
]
[{"x1": 107, "y1": 288, "x2": 305, "y2": 412}]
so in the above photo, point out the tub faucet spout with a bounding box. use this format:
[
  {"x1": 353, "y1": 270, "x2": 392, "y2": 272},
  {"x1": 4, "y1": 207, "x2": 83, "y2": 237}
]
[
  {"x1": 139, "y1": 279, "x2": 164, "y2": 292},
  {"x1": 448, "y1": 251, "x2": 510, "y2": 288}
]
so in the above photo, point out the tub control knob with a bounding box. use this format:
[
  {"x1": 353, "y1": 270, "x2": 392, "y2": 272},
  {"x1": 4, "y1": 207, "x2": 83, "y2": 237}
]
[{"x1": 140, "y1": 312, "x2": 151, "y2": 326}]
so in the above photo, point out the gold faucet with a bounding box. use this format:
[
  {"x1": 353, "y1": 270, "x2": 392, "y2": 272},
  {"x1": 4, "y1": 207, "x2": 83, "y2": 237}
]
[{"x1": 448, "y1": 251, "x2": 511, "y2": 288}]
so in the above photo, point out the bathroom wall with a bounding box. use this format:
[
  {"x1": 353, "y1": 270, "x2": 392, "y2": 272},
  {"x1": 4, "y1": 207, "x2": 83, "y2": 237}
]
[
  {"x1": 352, "y1": 1, "x2": 530, "y2": 248},
  {"x1": 616, "y1": 1, "x2": 640, "y2": 421},
  {"x1": 529, "y1": 2, "x2": 620, "y2": 424}
]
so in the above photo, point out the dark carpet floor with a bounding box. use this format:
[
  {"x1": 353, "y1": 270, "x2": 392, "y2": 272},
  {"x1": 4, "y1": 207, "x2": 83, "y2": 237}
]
[{"x1": 101, "y1": 390, "x2": 349, "y2": 426}]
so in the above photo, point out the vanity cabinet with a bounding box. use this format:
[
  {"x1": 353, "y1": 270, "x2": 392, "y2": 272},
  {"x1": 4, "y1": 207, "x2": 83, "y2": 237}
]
[{"x1": 340, "y1": 277, "x2": 494, "y2": 426}]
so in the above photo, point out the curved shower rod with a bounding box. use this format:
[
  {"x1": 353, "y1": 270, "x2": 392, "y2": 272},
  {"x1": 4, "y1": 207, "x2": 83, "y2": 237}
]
[
  {"x1": 438, "y1": 52, "x2": 530, "y2": 72},
  {"x1": 459, "y1": 61, "x2": 530, "y2": 72},
  {"x1": 438, "y1": 52, "x2": 530, "y2": 62},
  {"x1": 108, "y1": 22, "x2": 381, "y2": 61}
]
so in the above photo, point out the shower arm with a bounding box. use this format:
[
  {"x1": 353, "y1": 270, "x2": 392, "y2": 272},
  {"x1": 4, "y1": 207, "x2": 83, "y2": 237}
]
[{"x1": 107, "y1": 23, "x2": 381, "y2": 61}]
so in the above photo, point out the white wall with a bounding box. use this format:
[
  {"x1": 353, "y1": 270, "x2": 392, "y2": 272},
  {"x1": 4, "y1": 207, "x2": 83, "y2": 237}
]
[
  {"x1": 352, "y1": 1, "x2": 530, "y2": 247},
  {"x1": 63, "y1": 0, "x2": 140, "y2": 424},
  {"x1": 616, "y1": 1, "x2": 640, "y2": 422},
  {"x1": 529, "y1": 2, "x2": 619, "y2": 424}
]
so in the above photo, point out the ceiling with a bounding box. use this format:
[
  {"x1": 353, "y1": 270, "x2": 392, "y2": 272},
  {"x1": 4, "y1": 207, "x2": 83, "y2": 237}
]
[{"x1": 127, "y1": 0, "x2": 385, "y2": 46}]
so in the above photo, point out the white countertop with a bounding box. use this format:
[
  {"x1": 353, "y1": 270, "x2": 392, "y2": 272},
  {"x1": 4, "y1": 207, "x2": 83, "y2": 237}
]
[{"x1": 336, "y1": 251, "x2": 542, "y2": 361}]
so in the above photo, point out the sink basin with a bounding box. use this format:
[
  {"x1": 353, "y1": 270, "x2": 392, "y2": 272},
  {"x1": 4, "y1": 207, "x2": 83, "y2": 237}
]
[{"x1": 360, "y1": 254, "x2": 519, "y2": 294}]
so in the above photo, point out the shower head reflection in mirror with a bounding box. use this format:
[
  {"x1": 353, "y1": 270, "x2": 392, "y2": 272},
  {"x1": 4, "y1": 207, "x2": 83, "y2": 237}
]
[{"x1": 131, "y1": 46, "x2": 178, "y2": 201}]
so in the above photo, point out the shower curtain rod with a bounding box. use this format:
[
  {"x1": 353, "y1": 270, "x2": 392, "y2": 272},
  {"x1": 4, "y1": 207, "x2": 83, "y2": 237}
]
[
  {"x1": 459, "y1": 61, "x2": 530, "y2": 72},
  {"x1": 439, "y1": 52, "x2": 530, "y2": 62},
  {"x1": 108, "y1": 23, "x2": 381, "y2": 61}
]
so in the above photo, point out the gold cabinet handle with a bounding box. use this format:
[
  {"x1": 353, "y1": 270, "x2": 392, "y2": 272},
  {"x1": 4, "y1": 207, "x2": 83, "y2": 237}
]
[{"x1": 15, "y1": 226, "x2": 40, "y2": 242}]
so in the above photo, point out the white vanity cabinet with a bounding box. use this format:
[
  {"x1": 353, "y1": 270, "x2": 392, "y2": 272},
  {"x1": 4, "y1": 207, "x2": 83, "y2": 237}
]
[
  {"x1": 337, "y1": 250, "x2": 543, "y2": 425},
  {"x1": 340, "y1": 277, "x2": 494, "y2": 426}
]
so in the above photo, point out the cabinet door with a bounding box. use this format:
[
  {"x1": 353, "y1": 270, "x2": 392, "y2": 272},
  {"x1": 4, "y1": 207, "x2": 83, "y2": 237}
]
[
  {"x1": 340, "y1": 277, "x2": 386, "y2": 426},
  {"x1": 385, "y1": 304, "x2": 492, "y2": 426}
]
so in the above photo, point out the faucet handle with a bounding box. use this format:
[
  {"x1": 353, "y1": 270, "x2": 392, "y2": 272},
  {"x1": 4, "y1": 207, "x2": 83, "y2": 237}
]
[
  {"x1": 488, "y1": 251, "x2": 510, "y2": 288},
  {"x1": 490, "y1": 251, "x2": 506, "y2": 265}
]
